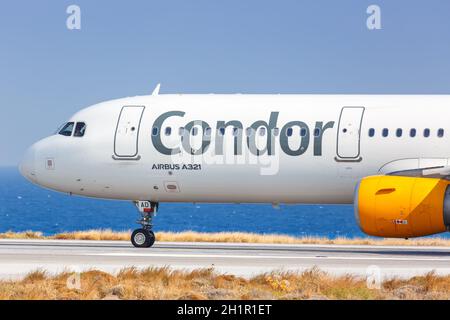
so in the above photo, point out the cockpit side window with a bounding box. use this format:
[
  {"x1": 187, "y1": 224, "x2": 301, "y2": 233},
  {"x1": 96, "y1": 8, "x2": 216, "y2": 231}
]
[
  {"x1": 74, "y1": 122, "x2": 87, "y2": 137},
  {"x1": 58, "y1": 122, "x2": 75, "y2": 136}
]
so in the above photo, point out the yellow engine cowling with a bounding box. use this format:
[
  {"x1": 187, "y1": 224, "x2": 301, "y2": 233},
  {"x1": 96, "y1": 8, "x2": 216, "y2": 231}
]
[{"x1": 354, "y1": 175, "x2": 450, "y2": 238}]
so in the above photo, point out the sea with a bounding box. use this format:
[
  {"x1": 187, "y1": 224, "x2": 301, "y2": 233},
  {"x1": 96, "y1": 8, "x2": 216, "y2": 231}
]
[{"x1": 1, "y1": 167, "x2": 448, "y2": 239}]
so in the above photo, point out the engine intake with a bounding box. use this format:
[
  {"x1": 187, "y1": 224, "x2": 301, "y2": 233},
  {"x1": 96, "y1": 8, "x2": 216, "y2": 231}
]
[{"x1": 354, "y1": 175, "x2": 450, "y2": 238}]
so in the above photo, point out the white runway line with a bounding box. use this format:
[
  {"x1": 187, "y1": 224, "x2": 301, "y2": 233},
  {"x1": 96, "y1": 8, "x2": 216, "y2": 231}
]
[
  {"x1": 1, "y1": 239, "x2": 449, "y2": 251},
  {"x1": 89, "y1": 252, "x2": 450, "y2": 262}
]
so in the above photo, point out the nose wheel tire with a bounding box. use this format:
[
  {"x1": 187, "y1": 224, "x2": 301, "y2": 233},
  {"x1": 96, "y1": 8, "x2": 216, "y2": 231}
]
[{"x1": 131, "y1": 229, "x2": 155, "y2": 248}]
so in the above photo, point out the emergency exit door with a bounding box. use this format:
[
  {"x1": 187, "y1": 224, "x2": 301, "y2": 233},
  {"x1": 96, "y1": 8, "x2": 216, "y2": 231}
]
[
  {"x1": 336, "y1": 107, "x2": 365, "y2": 160},
  {"x1": 114, "y1": 106, "x2": 145, "y2": 159}
]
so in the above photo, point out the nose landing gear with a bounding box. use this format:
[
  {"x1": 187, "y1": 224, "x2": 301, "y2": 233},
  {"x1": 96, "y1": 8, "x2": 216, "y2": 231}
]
[{"x1": 131, "y1": 201, "x2": 158, "y2": 248}]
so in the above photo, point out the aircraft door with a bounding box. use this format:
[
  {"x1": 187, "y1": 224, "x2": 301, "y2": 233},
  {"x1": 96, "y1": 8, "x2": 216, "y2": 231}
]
[
  {"x1": 336, "y1": 107, "x2": 364, "y2": 161},
  {"x1": 114, "y1": 106, "x2": 145, "y2": 160}
]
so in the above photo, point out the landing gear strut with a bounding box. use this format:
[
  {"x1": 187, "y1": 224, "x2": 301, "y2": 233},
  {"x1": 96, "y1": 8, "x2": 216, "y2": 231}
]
[{"x1": 131, "y1": 201, "x2": 158, "y2": 248}]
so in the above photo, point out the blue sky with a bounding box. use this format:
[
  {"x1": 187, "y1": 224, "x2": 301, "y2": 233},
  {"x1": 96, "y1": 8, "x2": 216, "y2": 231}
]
[{"x1": 1, "y1": 0, "x2": 450, "y2": 166}]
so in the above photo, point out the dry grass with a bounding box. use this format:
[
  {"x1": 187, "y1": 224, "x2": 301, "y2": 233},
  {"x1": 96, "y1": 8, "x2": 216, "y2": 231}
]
[
  {"x1": 0, "y1": 229, "x2": 449, "y2": 246},
  {"x1": 0, "y1": 267, "x2": 448, "y2": 300}
]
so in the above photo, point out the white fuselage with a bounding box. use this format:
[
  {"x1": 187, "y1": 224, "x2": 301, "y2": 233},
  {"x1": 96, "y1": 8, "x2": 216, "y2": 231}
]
[{"x1": 20, "y1": 94, "x2": 450, "y2": 205}]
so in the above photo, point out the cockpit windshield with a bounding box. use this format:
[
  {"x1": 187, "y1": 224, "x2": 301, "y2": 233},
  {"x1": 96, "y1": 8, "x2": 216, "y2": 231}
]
[
  {"x1": 74, "y1": 122, "x2": 87, "y2": 137},
  {"x1": 73, "y1": 122, "x2": 86, "y2": 137},
  {"x1": 57, "y1": 122, "x2": 87, "y2": 137},
  {"x1": 58, "y1": 122, "x2": 75, "y2": 136}
]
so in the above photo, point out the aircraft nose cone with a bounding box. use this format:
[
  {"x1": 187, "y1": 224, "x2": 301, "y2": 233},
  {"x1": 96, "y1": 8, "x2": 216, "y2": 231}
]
[{"x1": 19, "y1": 146, "x2": 37, "y2": 182}]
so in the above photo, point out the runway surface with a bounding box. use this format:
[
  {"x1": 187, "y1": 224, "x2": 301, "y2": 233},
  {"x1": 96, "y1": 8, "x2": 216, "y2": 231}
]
[{"x1": 0, "y1": 239, "x2": 449, "y2": 279}]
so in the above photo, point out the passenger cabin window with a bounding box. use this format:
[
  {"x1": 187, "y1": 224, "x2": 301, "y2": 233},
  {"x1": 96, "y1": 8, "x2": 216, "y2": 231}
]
[
  {"x1": 396, "y1": 128, "x2": 402, "y2": 137},
  {"x1": 314, "y1": 128, "x2": 320, "y2": 137},
  {"x1": 272, "y1": 128, "x2": 280, "y2": 136},
  {"x1": 424, "y1": 128, "x2": 430, "y2": 137},
  {"x1": 58, "y1": 122, "x2": 75, "y2": 137},
  {"x1": 204, "y1": 127, "x2": 211, "y2": 136},
  {"x1": 152, "y1": 127, "x2": 158, "y2": 136},
  {"x1": 74, "y1": 122, "x2": 86, "y2": 137},
  {"x1": 438, "y1": 128, "x2": 444, "y2": 138},
  {"x1": 410, "y1": 128, "x2": 416, "y2": 137},
  {"x1": 165, "y1": 127, "x2": 171, "y2": 136},
  {"x1": 382, "y1": 128, "x2": 389, "y2": 137},
  {"x1": 368, "y1": 128, "x2": 375, "y2": 137},
  {"x1": 287, "y1": 128, "x2": 293, "y2": 137},
  {"x1": 300, "y1": 128, "x2": 307, "y2": 137},
  {"x1": 259, "y1": 127, "x2": 266, "y2": 136}
]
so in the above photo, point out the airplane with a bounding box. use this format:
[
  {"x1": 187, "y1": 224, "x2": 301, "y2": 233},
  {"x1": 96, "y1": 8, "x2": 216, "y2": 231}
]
[{"x1": 19, "y1": 85, "x2": 450, "y2": 247}]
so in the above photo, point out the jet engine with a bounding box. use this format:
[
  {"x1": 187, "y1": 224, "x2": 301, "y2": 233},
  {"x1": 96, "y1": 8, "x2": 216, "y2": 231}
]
[{"x1": 354, "y1": 175, "x2": 450, "y2": 238}]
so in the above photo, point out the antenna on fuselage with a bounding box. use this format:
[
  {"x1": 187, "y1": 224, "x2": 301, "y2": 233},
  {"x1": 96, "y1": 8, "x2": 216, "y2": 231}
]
[{"x1": 152, "y1": 83, "x2": 161, "y2": 96}]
